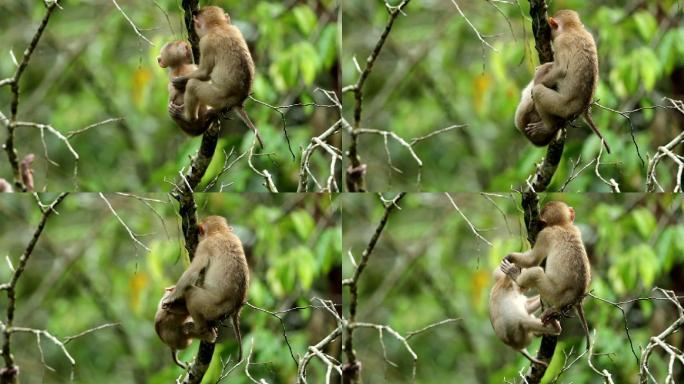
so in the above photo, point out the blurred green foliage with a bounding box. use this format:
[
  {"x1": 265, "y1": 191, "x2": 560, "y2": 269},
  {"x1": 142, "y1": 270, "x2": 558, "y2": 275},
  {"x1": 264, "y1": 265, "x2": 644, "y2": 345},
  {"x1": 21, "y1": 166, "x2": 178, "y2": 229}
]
[
  {"x1": 0, "y1": 193, "x2": 341, "y2": 383},
  {"x1": 342, "y1": 0, "x2": 684, "y2": 192},
  {"x1": 342, "y1": 193, "x2": 684, "y2": 383},
  {"x1": 0, "y1": 1, "x2": 339, "y2": 192}
]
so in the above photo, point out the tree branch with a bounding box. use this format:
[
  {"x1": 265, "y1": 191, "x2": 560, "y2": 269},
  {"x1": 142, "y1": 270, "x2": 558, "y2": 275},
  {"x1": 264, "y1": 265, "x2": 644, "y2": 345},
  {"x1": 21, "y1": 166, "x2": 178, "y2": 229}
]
[{"x1": 1, "y1": 193, "x2": 67, "y2": 383}]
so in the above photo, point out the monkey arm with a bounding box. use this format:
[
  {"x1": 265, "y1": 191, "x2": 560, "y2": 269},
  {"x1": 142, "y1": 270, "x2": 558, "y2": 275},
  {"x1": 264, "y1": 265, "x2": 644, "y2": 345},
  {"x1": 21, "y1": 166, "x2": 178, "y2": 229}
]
[
  {"x1": 181, "y1": 51, "x2": 214, "y2": 83},
  {"x1": 163, "y1": 262, "x2": 208, "y2": 306},
  {"x1": 532, "y1": 84, "x2": 572, "y2": 118},
  {"x1": 505, "y1": 231, "x2": 550, "y2": 267},
  {"x1": 535, "y1": 64, "x2": 566, "y2": 88}
]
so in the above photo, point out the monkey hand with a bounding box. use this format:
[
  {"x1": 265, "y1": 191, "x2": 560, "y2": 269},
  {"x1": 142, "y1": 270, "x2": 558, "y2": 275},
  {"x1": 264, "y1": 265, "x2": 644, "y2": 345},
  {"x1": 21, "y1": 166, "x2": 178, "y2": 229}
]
[{"x1": 500, "y1": 259, "x2": 521, "y2": 280}]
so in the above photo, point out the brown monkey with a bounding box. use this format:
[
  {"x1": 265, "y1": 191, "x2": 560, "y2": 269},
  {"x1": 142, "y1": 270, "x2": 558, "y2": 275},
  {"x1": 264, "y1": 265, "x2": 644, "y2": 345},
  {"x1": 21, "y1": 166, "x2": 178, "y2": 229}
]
[
  {"x1": 157, "y1": 40, "x2": 210, "y2": 135},
  {"x1": 514, "y1": 63, "x2": 559, "y2": 142},
  {"x1": 489, "y1": 268, "x2": 561, "y2": 366},
  {"x1": 169, "y1": 6, "x2": 264, "y2": 148},
  {"x1": 163, "y1": 215, "x2": 250, "y2": 361},
  {"x1": 500, "y1": 201, "x2": 591, "y2": 350},
  {"x1": 154, "y1": 286, "x2": 194, "y2": 369},
  {"x1": 525, "y1": 10, "x2": 611, "y2": 153}
]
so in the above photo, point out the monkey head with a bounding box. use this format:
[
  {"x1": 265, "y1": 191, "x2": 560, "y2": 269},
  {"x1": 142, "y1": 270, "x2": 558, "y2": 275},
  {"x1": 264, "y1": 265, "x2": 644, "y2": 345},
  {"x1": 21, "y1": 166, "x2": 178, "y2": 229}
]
[
  {"x1": 198, "y1": 215, "x2": 232, "y2": 238},
  {"x1": 193, "y1": 6, "x2": 231, "y2": 37},
  {"x1": 157, "y1": 40, "x2": 192, "y2": 68},
  {"x1": 540, "y1": 201, "x2": 575, "y2": 227},
  {"x1": 548, "y1": 10, "x2": 582, "y2": 38}
]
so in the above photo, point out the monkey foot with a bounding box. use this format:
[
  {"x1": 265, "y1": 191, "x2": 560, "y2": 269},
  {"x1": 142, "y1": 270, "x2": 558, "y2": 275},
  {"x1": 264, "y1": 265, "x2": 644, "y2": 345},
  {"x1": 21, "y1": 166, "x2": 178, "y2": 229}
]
[
  {"x1": 524, "y1": 122, "x2": 545, "y2": 136},
  {"x1": 168, "y1": 102, "x2": 185, "y2": 119},
  {"x1": 540, "y1": 309, "x2": 561, "y2": 325},
  {"x1": 500, "y1": 259, "x2": 521, "y2": 280}
]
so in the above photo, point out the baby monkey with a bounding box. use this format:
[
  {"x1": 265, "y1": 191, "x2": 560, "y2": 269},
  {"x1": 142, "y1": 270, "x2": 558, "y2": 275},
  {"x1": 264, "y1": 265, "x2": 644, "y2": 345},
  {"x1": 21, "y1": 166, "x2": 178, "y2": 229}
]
[
  {"x1": 163, "y1": 216, "x2": 250, "y2": 361},
  {"x1": 500, "y1": 201, "x2": 591, "y2": 350},
  {"x1": 169, "y1": 6, "x2": 264, "y2": 148},
  {"x1": 489, "y1": 267, "x2": 561, "y2": 366},
  {"x1": 157, "y1": 40, "x2": 210, "y2": 135},
  {"x1": 514, "y1": 62, "x2": 559, "y2": 142},
  {"x1": 154, "y1": 286, "x2": 194, "y2": 369},
  {"x1": 519, "y1": 10, "x2": 610, "y2": 153}
]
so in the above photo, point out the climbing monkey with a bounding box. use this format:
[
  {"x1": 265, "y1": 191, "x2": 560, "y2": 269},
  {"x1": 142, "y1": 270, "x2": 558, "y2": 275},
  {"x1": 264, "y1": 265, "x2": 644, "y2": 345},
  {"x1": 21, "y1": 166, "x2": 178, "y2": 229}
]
[
  {"x1": 163, "y1": 216, "x2": 250, "y2": 361},
  {"x1": 500, "y1": 201, "x2": 592, "y2": 350},
  {"x1": 169, "y1": 6, "x2": 264, "y2": 147},
  {"x1": 522, "y1": 10, "x2": 610, "y2": 153}
]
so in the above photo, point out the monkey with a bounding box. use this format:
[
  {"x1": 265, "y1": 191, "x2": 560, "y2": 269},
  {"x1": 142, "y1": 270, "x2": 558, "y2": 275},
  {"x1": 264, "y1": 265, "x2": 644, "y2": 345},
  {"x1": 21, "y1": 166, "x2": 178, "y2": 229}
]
[
  {"x1": 154, "y1": 286, "x2": 194, "y2": 369},
  {"x1": 163, "y1": 215, "x2": 249, "y2": 361},
  {"x1": 514, "y1": 62, "x2": 561, "y2": 143},
  {"x1": 0, "y1": 179, "x2": 13, "y2": 192},
  {"x1": 500, "y1": 201, "x2": 592, "y2": 350},
  {"x1": 157, "y1": 40, "x2": 210, "y2": 135},
  {"x1": 168, "y1": 6, "x2": 264, "y2": 148},
  {"x1": 523, "y1": 10, "x2": 611, "y2": 153},
  {"x1": 489, "y1": 267, "x2": 561, "y2": 366}
]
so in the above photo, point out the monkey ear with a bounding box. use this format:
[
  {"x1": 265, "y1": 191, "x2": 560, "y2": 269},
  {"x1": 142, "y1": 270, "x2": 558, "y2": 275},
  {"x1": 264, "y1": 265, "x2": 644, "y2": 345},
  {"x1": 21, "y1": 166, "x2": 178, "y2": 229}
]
[
  {"x1": 223, "y1": 12, "x2": 230, "y2": 23},
  {"x1": 157, "y1": 56, "x2": 166, "y2": 68},
  {"x1": 198, "y1": 223, "x2": 205, "y2": 236},
  {"x1": 548, "y1": 17, "x2": 559, "y2": 29},
  {"x1": 539, "y1": 218, "x2": 547, "y2": 228}
]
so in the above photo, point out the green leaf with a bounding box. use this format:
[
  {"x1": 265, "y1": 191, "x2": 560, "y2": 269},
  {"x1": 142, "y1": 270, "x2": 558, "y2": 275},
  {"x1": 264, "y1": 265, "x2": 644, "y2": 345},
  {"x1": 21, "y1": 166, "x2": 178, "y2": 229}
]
[
  {"x1": 292, "y1": 6, "x2": 317, "y2": 35},
  {"x1": 631, "y1": 207, "x2": 656, "y2": 238},
  {"x1": 291, "y1": 209, "x2": 315, "y2": 240},
  {"x1": 293, "y1": 246, "x2": 316, "y2": 289},
  {"x1": 317, "y1": 24, "x2": 338, "y2": 70},
  {"x1": 633, "y1": 11, "x2": 658, "y2": 41}
]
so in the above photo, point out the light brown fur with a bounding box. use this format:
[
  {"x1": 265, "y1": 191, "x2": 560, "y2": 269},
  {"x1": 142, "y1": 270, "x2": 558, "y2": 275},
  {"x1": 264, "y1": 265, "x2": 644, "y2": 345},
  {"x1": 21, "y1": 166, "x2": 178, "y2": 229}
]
[
  {"x1": 524, "y1": 10, "x2": 610, "y2": 153},
  {"x1": 154, "y1": 285, "x2": 194, "y2": 369},
  {"x1": 169, "y1": 6, "x2": 263, "y2": 147},
  {"x1": 500, "y1": 201, "x2": 592, "y2": 350},
  {"x1": 157, "y1": 40, "x2": 209, "y2": 135},
  {"x1": 163, "y1": 215, "x2": 250, "y2": 361},
  {"x1": 489, "y1": 268, "x2": 561, "y2": 366},
  {"x1": 514, "y1": 62, "x2": 560, "y2": 143}
]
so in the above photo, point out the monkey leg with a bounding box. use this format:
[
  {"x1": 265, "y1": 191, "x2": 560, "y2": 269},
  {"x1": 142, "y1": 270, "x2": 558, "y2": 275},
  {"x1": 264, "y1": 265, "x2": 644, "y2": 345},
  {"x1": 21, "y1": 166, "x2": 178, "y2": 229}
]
[
  {"x1": 184, "y1": 79, "x2": 235, "y2": 122},
  {"x1": 184, "y1": 287, "x2": 224, "y2": 342},
  {"x1": 184, "y1": 79, "x2": 222, "y2": 121},
  {"x1": 521, "y1": 316, "x2": 561, "y2": 336},
  {"x1": 515, "y1": 266, "x2": 559, "y2": 300},
  {"x1": 532, "y1": 84, "x2": 573, "y2": 119}
]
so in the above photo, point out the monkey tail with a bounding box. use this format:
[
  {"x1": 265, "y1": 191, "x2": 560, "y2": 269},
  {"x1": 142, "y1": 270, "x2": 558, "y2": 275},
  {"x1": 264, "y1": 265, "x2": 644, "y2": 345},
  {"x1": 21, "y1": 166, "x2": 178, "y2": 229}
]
[
  {"x1": 235, "y1": 106, "x2": 265, "y2": 149},
  {"x1": 575, "y1": 303, "x2": 591, "y2": 351},
  {"x1": 582, "y1": 110, "x2": 611, "y2": 154},
  {"x1": 520, "y1": 348, "x2": 548, "y2": 367},
  {"x1": 231, "y1": 311, "x2": 243, "y2": 362},
  {"x1": 172, "y1": 349, "x2": 188, "y2": 369}
]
